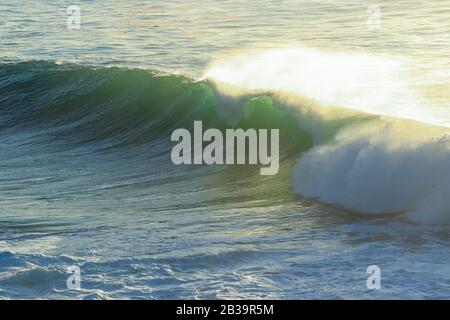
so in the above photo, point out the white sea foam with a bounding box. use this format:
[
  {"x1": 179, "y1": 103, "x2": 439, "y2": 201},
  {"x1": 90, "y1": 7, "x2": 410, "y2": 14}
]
[{"x1": 293, "y1": 120, "x2": 450, "y2": 224}]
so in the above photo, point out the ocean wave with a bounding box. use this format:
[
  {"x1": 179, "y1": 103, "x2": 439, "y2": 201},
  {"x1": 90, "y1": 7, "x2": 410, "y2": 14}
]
[
  {"x1": 208, "y1": 79, "x2": 450, "y2": 224},
  {"x1": 213, "y1": 80, "x2": 450, "y2": 223},
  {"x1": 1, "y1": 60, "x2": 449, "y2": 224},
  {"x1": 206, "y1": 46, "x2": 450, "y2": 224}
]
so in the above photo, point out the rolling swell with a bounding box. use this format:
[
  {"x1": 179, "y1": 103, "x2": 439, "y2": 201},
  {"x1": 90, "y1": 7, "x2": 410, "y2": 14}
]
[
  {"x1": 0, "y1": 61, "x2": 217, "y2": 150},
  {"x1": 0, "y1": 61, "x2": 309, "y2": 154}
]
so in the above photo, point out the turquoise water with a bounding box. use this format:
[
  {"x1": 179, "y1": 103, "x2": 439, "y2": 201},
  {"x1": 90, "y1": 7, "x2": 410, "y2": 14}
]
[{"x1": 0, "y1": 1, "x2": 450, "y2": 299}]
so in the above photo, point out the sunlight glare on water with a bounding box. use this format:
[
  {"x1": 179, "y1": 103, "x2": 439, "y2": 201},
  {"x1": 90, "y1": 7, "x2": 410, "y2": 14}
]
[{"x1": 206, "y1": 46, "x2": 450, "y2": 127}]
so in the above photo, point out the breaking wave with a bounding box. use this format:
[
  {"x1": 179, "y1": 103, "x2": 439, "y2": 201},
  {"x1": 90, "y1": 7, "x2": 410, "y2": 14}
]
[{"x1": 1, "y1": 59, "x2": 449, "y2": 223}]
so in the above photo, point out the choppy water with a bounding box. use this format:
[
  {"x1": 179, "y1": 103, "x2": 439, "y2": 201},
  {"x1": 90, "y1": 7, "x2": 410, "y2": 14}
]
[{"x1": 0, "y1": 0, "x2": 450, "y2": 299}]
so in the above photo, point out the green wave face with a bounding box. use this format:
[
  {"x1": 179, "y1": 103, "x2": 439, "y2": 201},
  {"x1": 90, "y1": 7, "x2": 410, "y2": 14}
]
[{"x1": 0, "y1": 61, "x2": 312, "y2": 154}]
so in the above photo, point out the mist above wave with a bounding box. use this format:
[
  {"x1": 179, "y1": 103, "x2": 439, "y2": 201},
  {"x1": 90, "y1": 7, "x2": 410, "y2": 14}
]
[{"x1": 207, "y1": 47, "x2": 450, "y2": 224}]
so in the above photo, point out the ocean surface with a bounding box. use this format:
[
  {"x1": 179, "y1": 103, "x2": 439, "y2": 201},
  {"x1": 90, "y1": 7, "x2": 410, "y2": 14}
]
[{"x1": 1, "y1": 0, "x2": 450, "y2": 299}]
